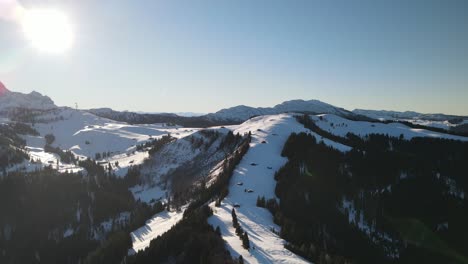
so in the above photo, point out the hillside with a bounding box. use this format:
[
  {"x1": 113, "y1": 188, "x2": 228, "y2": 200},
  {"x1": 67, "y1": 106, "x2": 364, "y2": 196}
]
[{"x1": 1, "y1": 86, "x2": 468, "y2": 263}]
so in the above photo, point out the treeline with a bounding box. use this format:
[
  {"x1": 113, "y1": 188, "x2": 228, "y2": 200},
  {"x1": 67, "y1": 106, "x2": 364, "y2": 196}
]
[
  {"x1": 0, "y1": 121, "x2": 253, "y2": 263},
  {"x1": 167, "y1": 131, "x2": 248, "y2": 211},
  {"x1": 298, "y1": 113, "x2": 468, "y2": 147},
  {"x1": 388, "y1": 120, "x2": 468, "y2": 137},
  {"x1": 0, "y1": 168, "x2": 98, "y2": 263},
  {"x1": 85, "y1": 201, "x2": 165, "y2": 264},
  {"x1": 271, "y1": 130, "x2": 468, "y2": 264},
  {"x1": 128, "y1": 205, "x2": 237, "y2": 264},
  {"x1": 182, "y1": 132, "x2": 251, "y2": 215},
  {"x1": 296, "y1": 114, "x2": 353, "y2": 147},
  {"x1": 231, "y1": 208, "x2": 250, "y2": 249},
  {"x1": 41, "y1": 133, "x2": 76, "y2": 164},
  {"x1": 5, "y1": 107, "x2": 65, "y2": 124},
  {"x1": 136, "y1": 134, "x2": 175, "y2": 155},
  {"x1": 275, "y1": 133, "x2": 377, "y2": 263},
  {"x1": 89, "y1": 108, "x2": 239, "y2": 127},
  {"x1": 0, "y1": 155, "x2": 164, "y2": 264},
  {"x1": 102, "y1": 131, "x2": 251, "y2": 264},
  {"x1": 0, "y1": 123, "x2": 37, "y2": 172},
  {"x1": 123, "y1": 132, "x2": 251, "y2": 264},
  {"x1": 44, "y1": 145, "x2": 76, "y2": 164}
]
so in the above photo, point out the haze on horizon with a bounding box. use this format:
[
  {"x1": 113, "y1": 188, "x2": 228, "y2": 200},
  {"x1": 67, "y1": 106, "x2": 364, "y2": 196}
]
[{"x1": 1, "y1": 0, "x2": 467, "y2": 115}]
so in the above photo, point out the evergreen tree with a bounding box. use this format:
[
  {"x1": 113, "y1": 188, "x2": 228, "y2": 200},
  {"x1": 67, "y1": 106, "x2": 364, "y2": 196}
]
[
  {"x1": 232, "y1": 208, "x2": 238, "y2": 227},
  {"x1": 242, "y1": 232, "x2": 250, "y2": 249}
]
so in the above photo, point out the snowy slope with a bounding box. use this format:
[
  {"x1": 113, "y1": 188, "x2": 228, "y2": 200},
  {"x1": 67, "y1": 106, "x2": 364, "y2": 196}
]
[
  {"x1": 129, "y1": 208, "x2": 185, "y2": 254},
  {"x1": 207, "y1": 113, "x2": 466, "y2": 263},
  {"x1": 206, "y1": 105, "x2": 275, "y2": 122},
  {"x1": 208, "y1": 114, "x2": 316, "y2": 264},
  {"x1": 353, "y1": 109, "x2": 467, "y2": 121},
  {"x1": 353, "y1": 109, "x2": 422, "y2": 120},
  {"x1": 128, "y1": 114, "x2": 347, "y2": 259},
  {"x1": 132, "y1": 127, "x2": 253, "y2": 200},
  {"x1": 311, "y1": 114, "x2": 468, "y2": 141},
  {"x1": 129, "y1": 130, "x2": 249, "y2": 254},
  {"x1": 25, "y1": 146, "x2": 83, "y2": 173},
  {"x1": 405, "y1": 119, "x2": 461, "y2": 130},
  {"x1": 21, "y1": 108, "x2": 197, "y2": 175},
  {"x1": 353, "y1": 109, "x2": 468, "y2": 130}
]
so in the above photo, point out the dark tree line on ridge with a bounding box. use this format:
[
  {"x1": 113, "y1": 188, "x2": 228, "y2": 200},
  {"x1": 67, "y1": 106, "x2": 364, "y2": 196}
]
[
  {"x1": 0, "y1": 156, "x2": 164, "y2": 264},
  {"x1": 0, "y1": 121, "x2": 253, "y2": 264},
  {"x1": 128, "y1": 132, "x2": 252, "y2": 264},
  {"x1": 266, "y1": 118, "x2": 468, "y2": 264}
]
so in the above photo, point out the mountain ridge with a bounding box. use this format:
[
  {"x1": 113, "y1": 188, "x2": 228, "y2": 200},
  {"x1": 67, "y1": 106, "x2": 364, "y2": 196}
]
[
  {"x1": 2, "y1": 82, "x2": 466, "y2": 127},
  {"x1": 353, "y1": 109, "x2": 468, "y2": 122},
  {"x1": 205, "y1": 99, "x2": 355, "y2": 122},
  {"x1": 0, "y1": 81, "x2": 56, "y2": 112}
]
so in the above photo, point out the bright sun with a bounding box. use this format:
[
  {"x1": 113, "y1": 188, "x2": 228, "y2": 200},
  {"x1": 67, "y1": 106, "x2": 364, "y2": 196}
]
[{"x1": 20, "y1": 9, "x2": 74, "y2": 54}]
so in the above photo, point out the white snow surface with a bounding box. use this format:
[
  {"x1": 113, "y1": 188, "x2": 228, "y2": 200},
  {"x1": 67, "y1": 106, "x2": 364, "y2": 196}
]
[
  {"x1": 22, "y1": 108, "x2": 197, "y2": 176},
  {"x1": 26, "y1": 146, "x2": 83, "y2": 173},
  {"x1": 311, "y1": 114, "x2": 468, "y2": 141},
  {"x1": 129, "y1": 208, "x2": 185, "y2": 254},
  {"x1": 127, "y1": 114, "x2": 326, "y2": 261},
  {"x1": 127, "y1": 114, "x2": 349, "y2": 261},
  {"x1": 130, "y1": 127, "x2": 240, "y2": 204},
  {"x1": 208, "y1": 114, "x2": 312, "y2": 263},
  {"x1": 353, "y1": 109, "x2": 468, "y2": 130},
  {"x1": 130, "y1": 184, "x2": 166, "y2": 204},
  {"x1": 12, "y1": 109, "x2": 466, "y2": 262}
]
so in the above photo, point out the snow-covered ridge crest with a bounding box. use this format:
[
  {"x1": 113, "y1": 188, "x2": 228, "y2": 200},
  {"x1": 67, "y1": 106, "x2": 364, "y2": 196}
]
[
  {"x1": 312, "y1": 113, "x2": 468, "y2": 141},
  {"x1": 206, "y1": 99, "x2": 353, "y2": 122},
  {"x1": 352, "y1": 109, "x2": 468, "y2": 131},
  {"x1": 353, "y1": 109, "x2": 467, "y2": 122}
]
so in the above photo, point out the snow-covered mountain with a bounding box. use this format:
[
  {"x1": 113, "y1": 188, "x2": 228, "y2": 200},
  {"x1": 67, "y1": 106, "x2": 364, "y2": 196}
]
[
  {"x1": 353, "y1": 108, "x2": 468, "y2": 131},
  {"x1": 3, "y1": 84, "x2": 468, "y2": 263},
  {"x1": 0, "y1": 81, "x2": 56, "y2": 112},
  {"x1": 206, "y1": 99, "x2": 354, "y2": 122},
  {"x1": 353, "y1": 109, "x2": 422, "y2": 120},
  {"x1": 136, "y1": 111, "x2": 206, "y2": 117},
  {"x1": 312, "y1": 114, "x2": 468, "y2": 141},
  {"x1": 353, "y1": 109, "x2": 467, "y2": 122},
  {"x1": 89, "y1": 100, "x2": 356, "y2": 127},
  {"x1": 127, "y1": 113, "x2": 468, "y2": 263},
  {"x1": 88, "y1": 108, "x2": 219, "y2": 127}
]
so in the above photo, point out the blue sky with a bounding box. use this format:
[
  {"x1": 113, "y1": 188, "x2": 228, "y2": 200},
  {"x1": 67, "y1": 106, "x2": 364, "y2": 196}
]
[{"x1": 1, "y1": 0, "x2": 467, "y2": 114}]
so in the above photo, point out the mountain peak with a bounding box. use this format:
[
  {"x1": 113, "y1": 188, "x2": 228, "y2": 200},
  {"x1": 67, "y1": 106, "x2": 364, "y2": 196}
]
[
  {"x1": 0, "y1": 81, "x2": 10, "y2": 97},
  {"x1": 0, "y1": 84, "x2": 56, "y2": 112},
  {"x1": 206, "y1": 99, "x2": 353, "y2": 122}
]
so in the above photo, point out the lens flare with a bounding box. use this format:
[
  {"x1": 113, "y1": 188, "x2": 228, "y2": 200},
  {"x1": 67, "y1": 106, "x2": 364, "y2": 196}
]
[
  {"x1": 0, "y1": 0, "x2": 24, "y2": 21},
  {"x1": 20, "y1": 8, "x2": 74, "y2": 54}
]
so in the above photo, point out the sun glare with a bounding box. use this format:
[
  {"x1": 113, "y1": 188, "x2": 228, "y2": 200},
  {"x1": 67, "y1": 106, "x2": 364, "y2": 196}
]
[{"x1": 21, "y1": 8, "x2": 74, "y2": 54}]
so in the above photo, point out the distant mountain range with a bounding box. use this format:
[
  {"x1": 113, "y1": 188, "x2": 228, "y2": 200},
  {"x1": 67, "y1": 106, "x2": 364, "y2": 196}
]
[
  {"x1": 1, "y1": 80, "x2": 468, "y2": 263},
  {"x1": 353, "y1": 109, "x2": 467, "y2": 123},
  {"x1": 88, "y1": 100, "x2": 361, "y2": 127},
  {"x1": 1, "y1": 81, "x2": 466, "y2": 128},
  {"x1": 205, "y1": 99, "x2": 355, "y2": 122}
]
